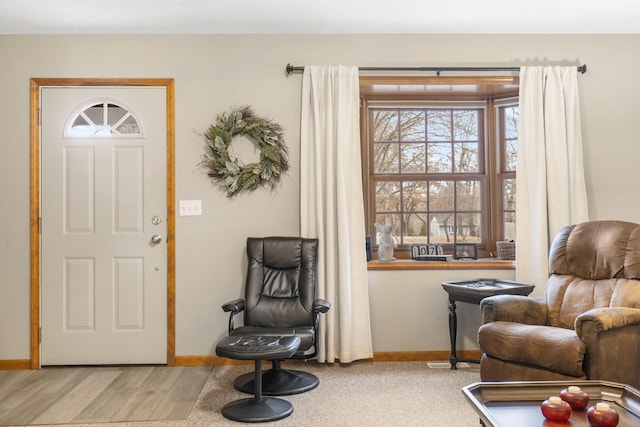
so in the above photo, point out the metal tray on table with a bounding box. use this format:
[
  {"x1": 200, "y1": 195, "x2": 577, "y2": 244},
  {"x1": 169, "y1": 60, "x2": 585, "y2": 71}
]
[
  {"x1": 441, "y1": 278, "x2": 534, "y2": 299},
  {"x1": 462, "y1": 380, "x2": 640, "y2": 427}
]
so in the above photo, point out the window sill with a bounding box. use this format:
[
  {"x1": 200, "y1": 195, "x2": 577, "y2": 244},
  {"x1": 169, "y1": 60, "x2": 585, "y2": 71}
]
[{"x1": 367, "y1": 258, "x2": 515, "y2": 271}]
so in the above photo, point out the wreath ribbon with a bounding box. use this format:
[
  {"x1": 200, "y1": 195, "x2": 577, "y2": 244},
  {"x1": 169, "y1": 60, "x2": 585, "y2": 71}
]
[{"x1": 201, "y1": 106, "x2": 289, "y2": 197}]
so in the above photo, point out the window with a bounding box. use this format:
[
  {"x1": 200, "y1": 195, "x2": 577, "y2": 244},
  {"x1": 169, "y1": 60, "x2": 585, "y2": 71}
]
[
  {"x1": 66, "y1": 101, "x2": 142, "y2": 137},
  {"x1": 360, "y1": 76, "x2": 519, "y2": 258}
]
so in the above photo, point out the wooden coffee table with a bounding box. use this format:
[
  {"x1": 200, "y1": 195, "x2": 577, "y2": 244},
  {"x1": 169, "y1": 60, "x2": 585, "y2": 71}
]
[{"x1": 462, "y1": 380, "x2": 640, "y2": 427}]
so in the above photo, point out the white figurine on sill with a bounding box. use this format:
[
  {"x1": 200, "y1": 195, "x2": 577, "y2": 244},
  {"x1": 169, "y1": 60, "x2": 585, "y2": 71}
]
[{"x1": 374, "y1": 222, "x2": 398, "y2": 261}]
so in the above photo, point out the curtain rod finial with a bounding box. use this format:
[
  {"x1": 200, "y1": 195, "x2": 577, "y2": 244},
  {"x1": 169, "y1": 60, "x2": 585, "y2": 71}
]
[
  {"x1": 285, "y1": 64, "x2": 304, "y2": 75},
  {"x1": 578, "y1": 64, "x2": 587, "y2": 74}
]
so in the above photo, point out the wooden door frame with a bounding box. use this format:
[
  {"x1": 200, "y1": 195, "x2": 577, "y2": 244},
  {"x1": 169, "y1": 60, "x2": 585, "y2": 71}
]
[{"x1": 30, "y1": 78, "x2": 176, "y2": 369}]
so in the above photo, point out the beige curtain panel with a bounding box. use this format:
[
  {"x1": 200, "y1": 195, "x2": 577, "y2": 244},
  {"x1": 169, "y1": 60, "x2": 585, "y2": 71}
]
[
  {"x1": 515, "y1": 66, "x2": 589, "y2": 295},
  {"x1": 300, "y1": 65, "x2": 374, "y2": 363}
]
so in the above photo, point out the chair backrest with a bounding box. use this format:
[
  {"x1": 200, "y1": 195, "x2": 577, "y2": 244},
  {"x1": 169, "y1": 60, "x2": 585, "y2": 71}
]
[
  {"x1": 546, "y1": 220, "x2": 640, "y2": 328},
  {"x1": 243, "y1": 236, "x2": 318, "y2": 328}
]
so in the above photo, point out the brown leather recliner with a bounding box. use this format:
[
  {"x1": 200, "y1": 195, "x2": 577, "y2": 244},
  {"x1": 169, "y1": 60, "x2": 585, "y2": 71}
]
[{"x1": 478, "y1": 220, "x2": 640, "y2": 389}]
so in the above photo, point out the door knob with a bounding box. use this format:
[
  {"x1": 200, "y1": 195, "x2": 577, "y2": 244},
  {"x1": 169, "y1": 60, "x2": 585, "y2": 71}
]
[{"x1": 151, "y1": 234, "x2": 162, "y2": 244}]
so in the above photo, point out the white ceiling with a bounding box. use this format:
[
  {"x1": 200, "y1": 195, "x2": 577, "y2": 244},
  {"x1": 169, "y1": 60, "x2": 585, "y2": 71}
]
[{"x1": 1, "y1": 0, "x2": 639, "y2": 35}]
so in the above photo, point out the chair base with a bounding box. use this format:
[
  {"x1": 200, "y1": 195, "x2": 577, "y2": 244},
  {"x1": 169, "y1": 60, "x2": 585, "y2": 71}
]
[
  {"x1": 221, "y1": 396, "x2": 293, "y2": 423},
  {"x1": 234, "y1": 368, "x2": 320, "y2": 396}
]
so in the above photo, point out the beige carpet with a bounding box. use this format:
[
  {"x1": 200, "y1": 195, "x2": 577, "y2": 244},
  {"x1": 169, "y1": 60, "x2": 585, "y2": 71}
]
[{"x1": 9, "y1": 361, "x2": 482, "y2": 426}]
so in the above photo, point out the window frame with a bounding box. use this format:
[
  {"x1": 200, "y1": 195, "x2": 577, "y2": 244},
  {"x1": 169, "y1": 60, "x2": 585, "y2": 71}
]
[
  {"x1": 360, "y1": 76, "x2": 518, "y2": 259},
  {"x1": 496, "y1": 101, "x2": 518, "y2": 242}
]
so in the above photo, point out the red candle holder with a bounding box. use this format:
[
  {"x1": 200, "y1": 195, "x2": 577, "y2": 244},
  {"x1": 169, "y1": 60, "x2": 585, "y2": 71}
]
[
  {"x1": 560, "y1": 385, "x2": 590, "y2": 410},
  {"x1": 587, "y1": 402, "x2": 619, "y2": 427},
  {"x1": 541, "y1": 396, "x2": 572, "y2": 422}
]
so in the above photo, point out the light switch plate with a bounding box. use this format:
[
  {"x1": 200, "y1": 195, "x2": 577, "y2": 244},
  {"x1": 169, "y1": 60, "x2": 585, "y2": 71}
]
[{"x1": 179, "y1": 200, "x2": 202, "y2": 216}]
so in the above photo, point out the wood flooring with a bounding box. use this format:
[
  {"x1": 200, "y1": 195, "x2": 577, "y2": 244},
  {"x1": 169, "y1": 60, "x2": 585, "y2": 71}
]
[{"x1": 0, "y1": 365, "x2": 212, "y2": 426}]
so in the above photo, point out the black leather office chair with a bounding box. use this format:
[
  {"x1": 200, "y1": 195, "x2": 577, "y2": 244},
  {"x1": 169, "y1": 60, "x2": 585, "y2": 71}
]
[{"x1": 221, "y1": 236, "x2": 330, "y2": 395}]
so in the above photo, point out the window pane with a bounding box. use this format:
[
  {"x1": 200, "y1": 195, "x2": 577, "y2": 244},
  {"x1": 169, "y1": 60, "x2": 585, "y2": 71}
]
[
  {"x1": 116, "y1": 113, "x2": 140, "y2": 134},
  {"x1": 403, "y1": 213, "x2": 428, "y2": 244},
  {"x1": 427, "y1": 110, "x2": 451, "y2": 141},
  {"x1": 503, "y1": 106, "x2": 518, "y2": 171},
  {"x1": 400, "y1": 143, "x2": 426, "y2": 173},
  {"x1": 503, "y1": 178, "x2": 516, "y2": 211},
  {"x1": 505, "y1": 139, "x2": 517, "y2": 171},
  {"x1": 400, "y1": 110, "x2": 425, "y2": 141},
  {"x1": 504, "y1": 211, "x2": 516, "y2": 241},
  {"x1": 374, "y1": 142, "x2": 399, "y2": 173},
  {"x1": 453, "y1": 110, "x2": 478, "y2": 141},
  {"x1": 427, "y1": 143, "x2": 452, "y2": 172},
  {"x1": 373, "y1": 110, "x2": 398, "y2": 142},
  {"x1": 502, "y1": 178, "x2": 516, "y2": 240},
  {"x1": 402, "y1": 181, "x2": 427, "y2": 211},
  {"x1": 375, "y1": 181, "x2": 401, "y2": 211},
  {"x1": 429, "y1": 180, "x2": 454, "y2": 211},
  {"x1": 84, "y1": 105, "x2": 102, "y2": 124},
  {"x1": 430, "y1": 213, "x2": 454, "y2": 244},
  {"x1": 456, "y1": 213, "x2": 482, "y2": 243},
  {"x1": 107, "y1": 104, "x2": 127, "y2": 126},
  {"x1": 454, "y1": 142, "x2": 479, "y2": 173},
  {"x1": 71, "y1": 114, "x2": 92, "y2": 134},
  {"x1": 504, "y1": 106, "x2": 519, "y2": 139},
  {"x1": 456, "y1": 180, "x2": 482, "y2": 211}
]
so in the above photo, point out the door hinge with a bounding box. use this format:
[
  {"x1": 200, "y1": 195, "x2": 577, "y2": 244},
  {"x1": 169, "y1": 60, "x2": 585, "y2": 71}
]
[
  {"x1": 38, "y1": 217, "x2": 42, "y2": 234},
  {"x1": 38, "y1": 108, "x2": 41, "y2": 125},
  {"x1": 39, "y1": 327, "x2": 42, "y2": 344}
]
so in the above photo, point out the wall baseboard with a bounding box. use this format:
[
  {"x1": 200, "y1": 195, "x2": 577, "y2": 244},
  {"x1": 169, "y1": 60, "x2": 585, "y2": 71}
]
[
  {"x1": 372, "y1": 350, "x2": 481, "y2": 362},
  {"x1": 1, "y1": 350, "x2": 482, "y2": 369},
  {"x1": 174, "y1": 350, "x2": 482, "y2": 367},
  {"x1": 174, "y1": 355, "x2": 252, "y2": 366},
  {"x1": 0, "y1": 359, "x2": 31, "y2": 370}
]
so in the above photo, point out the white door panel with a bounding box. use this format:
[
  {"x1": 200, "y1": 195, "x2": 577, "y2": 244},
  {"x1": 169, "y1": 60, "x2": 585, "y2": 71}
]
[{"x1": 41, "y1": 87, "x2": 167, "y2": 365}]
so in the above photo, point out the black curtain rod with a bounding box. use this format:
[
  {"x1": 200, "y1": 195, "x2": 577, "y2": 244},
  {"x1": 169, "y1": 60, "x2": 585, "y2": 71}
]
[{"x1": 285, "y1": 63, "x2": 587, "y2": 76}]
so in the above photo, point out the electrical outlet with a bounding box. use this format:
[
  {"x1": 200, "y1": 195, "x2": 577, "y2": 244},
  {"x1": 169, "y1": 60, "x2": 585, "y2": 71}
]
[{"x1": 179, "y1": 200, "x2": 202, "y2": 216}]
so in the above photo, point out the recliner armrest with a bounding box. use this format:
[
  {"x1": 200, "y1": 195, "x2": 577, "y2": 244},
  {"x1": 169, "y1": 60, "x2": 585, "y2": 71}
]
[
  {"x1": 222, "y1": 299, "x2": 245, "y2": 333},
  {"x1": 574, "y1": 307, "x2": 640, "y2": 385},
  {"x1": 313, "y1": 299, "x2": 331, "y2": 313},
  {"x1": 480, "y1": 295, "x2": 547, "y2": 325},
  {"x1": 312, "y1": 299, "x2": 330, "y2": 332},
  {"x1": 222, "y1": 299, "x2": 245, "y2": 313},
  {"x1": 575, "y1": 307, "x2": 640, "y2": 338}
]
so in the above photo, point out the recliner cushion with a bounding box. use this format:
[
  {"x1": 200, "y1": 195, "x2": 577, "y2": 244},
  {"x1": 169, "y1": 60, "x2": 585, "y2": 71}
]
[
  {"x1": 244, "y1": 237, "x2": 317, "y2": 328},
  {"x1": 478, "y1": 322, "x2": 586, "y2": 377},
  {"x1": 262, "y1": 266, "x2": 300, "y2": 298},
  {"x1": 230, "y1": 325, "x2": 315, "y2": 353}
]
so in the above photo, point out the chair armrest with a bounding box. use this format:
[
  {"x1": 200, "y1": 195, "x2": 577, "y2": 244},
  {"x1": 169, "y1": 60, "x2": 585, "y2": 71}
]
[
  {"x1": 480, "y1": 295, "x2": 547, "y2": 325},
  {"x1": 575, "y1": 307, "x2": 640, "y2": 338},
  {"x1": 313, "y1": 299, "x2": 331, "y2": 332},
  {"x1": 574, "y1": 307, "x2": 640, "y2": 385},
  {"x1": 222, "y1": 298, "x2": 245, "y2": 313},
  {"x1": 313, "y1": 299, "x2": 331, "y2": 314},
  {"x1": 221, "y1": 298, "x2": 245, "y2": 333}
]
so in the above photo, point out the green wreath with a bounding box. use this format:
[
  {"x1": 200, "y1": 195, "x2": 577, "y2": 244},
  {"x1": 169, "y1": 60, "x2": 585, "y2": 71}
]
[{"x1": 201, "y1": 106, "x2": 289, "y2": 198}]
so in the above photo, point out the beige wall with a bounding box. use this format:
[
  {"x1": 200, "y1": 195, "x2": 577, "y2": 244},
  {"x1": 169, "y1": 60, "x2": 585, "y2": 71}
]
[{"x1": 1, "y1": 34, "x2": 639, "y2": 361}]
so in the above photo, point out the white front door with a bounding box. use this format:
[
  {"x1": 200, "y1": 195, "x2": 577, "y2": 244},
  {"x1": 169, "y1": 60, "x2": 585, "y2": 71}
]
[{"x1": 41, "y1": 87, "x2": 167, "y2": 365}]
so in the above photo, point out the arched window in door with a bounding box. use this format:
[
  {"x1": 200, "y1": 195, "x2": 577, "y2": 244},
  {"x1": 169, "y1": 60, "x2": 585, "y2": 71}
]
[{"x1": 65, "y1": 101, "x2": 143, "y2": 137}]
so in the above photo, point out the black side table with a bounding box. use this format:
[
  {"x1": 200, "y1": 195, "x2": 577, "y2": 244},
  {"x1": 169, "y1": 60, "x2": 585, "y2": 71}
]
[{"x1": 441, "y1": 278, "x2": 534, "y2": 369}]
